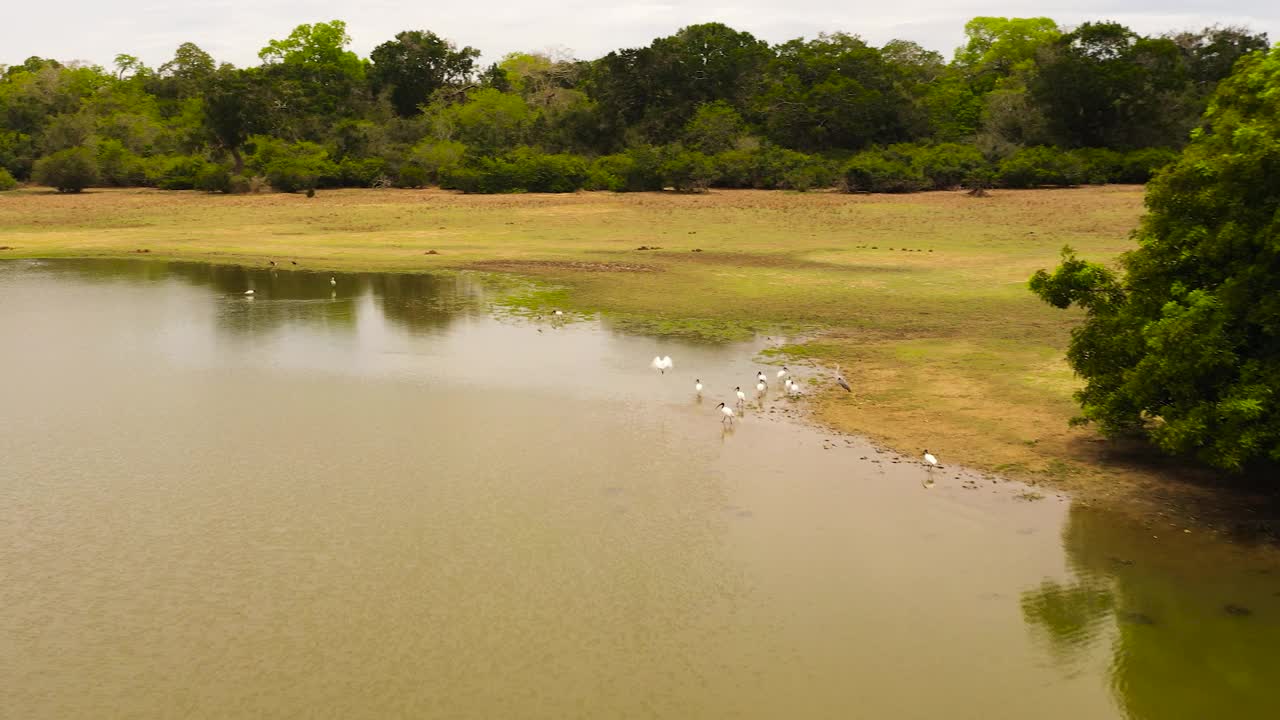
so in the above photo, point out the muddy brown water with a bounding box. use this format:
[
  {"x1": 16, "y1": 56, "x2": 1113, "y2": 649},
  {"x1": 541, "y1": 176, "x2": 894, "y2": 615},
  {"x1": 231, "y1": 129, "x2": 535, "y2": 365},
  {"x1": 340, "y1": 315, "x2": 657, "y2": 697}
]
[{"x1": 1, "y1": 259, "x2": 1277, "y2": 719}]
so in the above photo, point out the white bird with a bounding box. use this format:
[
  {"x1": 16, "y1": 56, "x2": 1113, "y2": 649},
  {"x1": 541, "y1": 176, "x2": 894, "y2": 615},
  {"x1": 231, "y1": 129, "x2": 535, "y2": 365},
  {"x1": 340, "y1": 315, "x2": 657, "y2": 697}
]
[
  {"x1": 650, "y1": 355, "x2": 674, "y2": 373},
  {"x1": 788, "y1": 381, "x2": 801, "y2": 397},
  {"x1": 243, "y1": 289, "x2": 255, "y2": 295},
  {"x1": 757, "y1": 371, "x2": 767, "y2": 383},
  {"x1": 922, "y1": 449, "x2": 939, "y2": 489},
  {"x1": 329, "y1": 276, "x2": 336, "y2": 286},
  {"x1": 735, "y1": 386, "x2": 746, "y2": 405},
  {"x1": 553, "y1": 309, "x2": 564, "y2": 316},
  {"x1": 695, "y1": 379, "x2": 703, "y2": 395},
  {"x1": 756, "y1": 380, "x2": 767, "y2": 394},
  {"x1": 776, "y1": 365, "x2": 789, "y2": 379},
  {"x1": 716, "y1": 402, "x2": 736, "y2": 424}
]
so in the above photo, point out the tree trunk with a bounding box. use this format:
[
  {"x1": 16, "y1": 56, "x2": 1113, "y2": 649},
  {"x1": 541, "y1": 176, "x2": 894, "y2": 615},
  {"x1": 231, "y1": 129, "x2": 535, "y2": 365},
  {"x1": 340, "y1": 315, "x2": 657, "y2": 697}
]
[{"x1": 229, "y1": 146, "x2": 244, "y2": 175}]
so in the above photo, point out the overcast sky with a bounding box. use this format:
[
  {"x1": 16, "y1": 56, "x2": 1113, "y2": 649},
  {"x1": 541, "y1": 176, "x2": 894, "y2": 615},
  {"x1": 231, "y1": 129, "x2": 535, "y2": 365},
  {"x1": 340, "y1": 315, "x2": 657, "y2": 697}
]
[{"x1": 3, "y1": 1, "x2": 1276, "y2": 69}]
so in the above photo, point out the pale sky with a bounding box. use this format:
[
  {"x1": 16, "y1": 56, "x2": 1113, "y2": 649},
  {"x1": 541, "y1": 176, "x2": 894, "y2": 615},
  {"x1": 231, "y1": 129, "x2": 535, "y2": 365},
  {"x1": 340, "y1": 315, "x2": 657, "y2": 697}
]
[{"x1": 2, "y1": 1, "x2": 1276, "y2": 69}]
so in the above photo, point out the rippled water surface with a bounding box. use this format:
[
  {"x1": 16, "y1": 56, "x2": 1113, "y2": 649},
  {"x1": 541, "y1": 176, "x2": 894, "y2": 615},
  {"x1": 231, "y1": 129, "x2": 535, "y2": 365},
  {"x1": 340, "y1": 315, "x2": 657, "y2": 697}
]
[{"x1": 1, "y1": 259, "x2": 1278, "y2": 719}]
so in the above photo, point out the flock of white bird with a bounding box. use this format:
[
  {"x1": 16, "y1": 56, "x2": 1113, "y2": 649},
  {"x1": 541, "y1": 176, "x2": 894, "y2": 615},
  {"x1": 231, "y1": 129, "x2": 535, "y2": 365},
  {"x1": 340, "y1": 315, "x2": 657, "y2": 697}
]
[
  {"x1": 651, "y1": 356, "x2": 808, "y2": 423},
  {"x1": 652, "y1": 354, "x2": 941, "y2": 475},
  {"x1": 238, "y1": 280, "x2": 942, "y2": 476}
]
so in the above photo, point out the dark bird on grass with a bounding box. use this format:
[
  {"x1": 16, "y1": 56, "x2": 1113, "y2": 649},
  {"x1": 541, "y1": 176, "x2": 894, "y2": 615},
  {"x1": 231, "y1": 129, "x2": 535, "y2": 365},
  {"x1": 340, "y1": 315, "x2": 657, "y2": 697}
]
[{"x1": 835, "y1": 365, "x2": 851, "y2": 392}]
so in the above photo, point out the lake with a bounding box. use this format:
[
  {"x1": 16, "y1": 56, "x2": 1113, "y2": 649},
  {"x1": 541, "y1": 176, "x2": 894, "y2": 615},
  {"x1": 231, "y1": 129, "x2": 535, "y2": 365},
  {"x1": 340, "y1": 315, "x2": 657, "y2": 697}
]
[{"x1": 1, "y1": 259, "x2": 1277, "y2": 718}]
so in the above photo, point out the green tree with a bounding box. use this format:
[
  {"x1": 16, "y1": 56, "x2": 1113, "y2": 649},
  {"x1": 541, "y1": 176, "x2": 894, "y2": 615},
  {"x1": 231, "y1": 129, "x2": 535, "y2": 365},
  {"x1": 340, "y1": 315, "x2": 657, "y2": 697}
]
[
  {"x1": 954, "y1": 16, "x2": 1060, "y2": 91},
  {"x1": 156, "y1": 42, "x2": 216, "y2": 100},
  {"x1": 1032, "y1": 23, "x2": 1190, "y2": 148},
  {"x1": 760, "y1": 33, "x2": 920, "y2": 151},
  {"x1": 425, "y1": 88, "x2": 532, "y2": 155},
  {"x1": 588, "y1": 23, "x2": 770, "y2": 145},
  {"x1": 33, "y1": 146, "x2": 100, "y2": 191},
  {"x1": 1029, "y1": 45, "x2": 1280, "y2": 470},
  {"x1": 370, "y1": 30, "x2": 479, "y2": 116},
  {"x1": 202, "y1": 66, "x2": 268, "y2": 174},
  {"x1": 682, "y1": 101, "x2": 745, "y2": 154},
  {"x1": 257, "y1": 20, "x2": 369, "y2": 131}
]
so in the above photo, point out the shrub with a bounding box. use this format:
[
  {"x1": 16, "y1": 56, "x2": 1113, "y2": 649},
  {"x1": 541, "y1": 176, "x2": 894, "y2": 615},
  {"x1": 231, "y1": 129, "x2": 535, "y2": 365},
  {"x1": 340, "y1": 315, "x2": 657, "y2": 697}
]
[
  {"x1": 583, "y1": 160, "x2": 627, "y2": 192},
  {"x1": 1070, "y1": 148, "x2": 1123, "y2": 184},
  {"x1": 0, "y1": 167, "x2": 16, "y2": 191},
  {"x1": 583, "y1": 149, "x2": 667, "y2": 192},
  {"x1": 842, "y1": 151, "x2": 927, "y2": 193},
  {"x1": 711, "y1": 148, "x2": 756, "y2": 188},
  {"x1": 406, "y1": 140, "x2": 467, "y2": 185},
  {"x1": 338, "y1": 157, "x2": 388, "y2": 187},
  {"x1": 194, "y1": 164, "x2": 232, "y2": 193},
  {"x1": 33, "y1": 147, "x2": 100, "y2": 192},
  {"x1": 396, "y1": 164, "x2": 429, "y2": 189},
  {"x1": 145, "y1": 155, "x2": 212, "y2": 190},
  {"x1": 1116, "y1": 148, "x2": 1179, "y2": 184},
  {"x1": 440, "y1": 148, "x2": 588, "y2": 194},
  {"x1": 996, "y1": 147, "x2": 1087, "y2": 188},
  {"x1": 246, "y1": 136, "x2": 337, "y2": 193},
  {"x1": 738, "y1": 146, "x2": 837, "y2": 190},
  {"x1": 661, "y1": 148, "x2": 716, "y2": 193},
  {"x1": 228, "y1": 175, "x2": 254, "y2": 194},
  {"x1": 910, "y1": 143, "x2": 991, "y2": 189},
  {"x1": 96, "y1": 139, "x2": 147, "y2": 187}
]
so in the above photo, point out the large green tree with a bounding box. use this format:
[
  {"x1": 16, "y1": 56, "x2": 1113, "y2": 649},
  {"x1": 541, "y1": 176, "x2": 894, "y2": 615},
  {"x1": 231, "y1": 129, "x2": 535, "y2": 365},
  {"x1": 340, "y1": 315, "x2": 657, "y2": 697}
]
[
  {"x1": 588, "y1": 23, "x2": 770, "y2": 145},
  {"x1": 257, "y1": 20, "x2": 369, "y2": 133},
  {"x1": 759, "y1": 33, "x2": 921, "y2": 151},
  {"x1": 1032, "y1": 22, "x2": 1189, "y2": 148},
  {"x1": 1029, "y1": 44, "x2": 1280, "y2": 470},
  {"x1": 954, "y1": 16, "x2": 1060, "y2": 92},
  {"x1": 369, "y1": 30, "x2": 479, "y2": 116}
]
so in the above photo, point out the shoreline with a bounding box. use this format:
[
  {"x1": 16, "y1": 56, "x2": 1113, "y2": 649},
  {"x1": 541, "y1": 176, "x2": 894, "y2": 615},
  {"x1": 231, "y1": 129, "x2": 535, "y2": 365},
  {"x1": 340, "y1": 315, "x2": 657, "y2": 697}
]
[{"x1": 3, "y1": 186, "x2": 1277, "y2": 546}]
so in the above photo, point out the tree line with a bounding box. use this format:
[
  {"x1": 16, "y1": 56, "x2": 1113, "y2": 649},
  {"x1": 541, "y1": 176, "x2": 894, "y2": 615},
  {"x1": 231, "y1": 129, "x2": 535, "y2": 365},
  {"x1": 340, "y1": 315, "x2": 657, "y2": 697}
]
[{"x1": 0, "y1": 18, "x2": 1269, "y2": 194}]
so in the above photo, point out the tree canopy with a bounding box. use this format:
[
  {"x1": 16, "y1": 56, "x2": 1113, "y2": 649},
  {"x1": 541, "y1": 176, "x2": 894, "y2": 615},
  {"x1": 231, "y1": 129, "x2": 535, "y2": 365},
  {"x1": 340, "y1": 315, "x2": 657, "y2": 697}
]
[
  {"x1": 1030, "y1": 44, "x2": 1280, "y2": 470},
  {"x1": 0, "y1": 17, "x2": 1269, "y2": 195}
]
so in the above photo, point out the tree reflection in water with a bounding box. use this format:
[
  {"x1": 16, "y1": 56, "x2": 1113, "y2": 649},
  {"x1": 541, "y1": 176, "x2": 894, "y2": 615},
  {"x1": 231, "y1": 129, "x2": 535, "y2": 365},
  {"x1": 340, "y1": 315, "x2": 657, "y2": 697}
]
[{"x1": 1022, "y1": 505, "x2": 1280, "y2": 719}]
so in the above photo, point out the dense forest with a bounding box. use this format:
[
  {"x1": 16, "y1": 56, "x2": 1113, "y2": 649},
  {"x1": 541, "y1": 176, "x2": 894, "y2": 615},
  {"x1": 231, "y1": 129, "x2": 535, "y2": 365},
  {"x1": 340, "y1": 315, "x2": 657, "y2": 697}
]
[{"x1": 0, "y1": 18, "x2": 1269, "y2": 194}]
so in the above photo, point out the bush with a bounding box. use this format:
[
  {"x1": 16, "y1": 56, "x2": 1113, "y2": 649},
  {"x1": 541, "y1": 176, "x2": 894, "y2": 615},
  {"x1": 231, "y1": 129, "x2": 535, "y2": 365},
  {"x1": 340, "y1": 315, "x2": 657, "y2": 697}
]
[
  {"x1": 583, "y1": 161, "x2": 627, "y2": 192},
  {"x1": 246, "y1": 136, "x2": 337, "y2": 193},
  {"x1": 144, "y1": 155, "x2": 214, "y2": 190},
  {"x1": 1070, "y1": 148, "x2": 1123, "y2": 185},
  {"x1": 33, "y1": 147, "x2": 100, "y2": 192},
  {"x1": 440, "y1": 148, "x2": 588, "y2": 194},
  {"x1": 996, "y1": 147, "x2": 1088, "y2": 188},
  {"x1": 396, "y1": 164, "x2": 429, "y2": 189},
  {"x1": 710, "y1": 148, "x2": 756, "y2": 188},
  {"x1": 842, "y1": 151, "x2": 927, "y2": 193},
  {"x1": 338, "y1": 157, "x2": 388, "y2": 187},
  {"x1": 910, "y1": 143, "x2": 991, "y2": 189},
  {"x1": 0, "y1": 167, "x2": 16, "y2": 191},
  {"x1": 406, "y1": 140, "x2": 467, "y2": 186},
  {"x1": 583, "y1": 148, "x2": 668, "y2": 192},
  {"x1": 726, "y1": 146, "x2": 837, "y2": 191},
  {"x1": 96, "y1": 139, "x2": 147, "y2": 187},
  {"x1": 661, "y1": 148, "x2": 716, "y2": 192},
  {"x1": 228, "y1": 175, "x2": 254, "y2": 194},
  {"x1": 1115, "y1": 148, "x2": 1179, "y2": 184},
  {"x1": 194, "y1": 164, "x2": 233, "y2": 193}
]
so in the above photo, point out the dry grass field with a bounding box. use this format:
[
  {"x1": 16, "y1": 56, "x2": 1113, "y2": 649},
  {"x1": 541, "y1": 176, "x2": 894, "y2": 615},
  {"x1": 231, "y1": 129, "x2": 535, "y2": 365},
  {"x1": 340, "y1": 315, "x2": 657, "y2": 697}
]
[{"x1": 8, "y1": 184, "x2": 1237, "y2": 520}]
